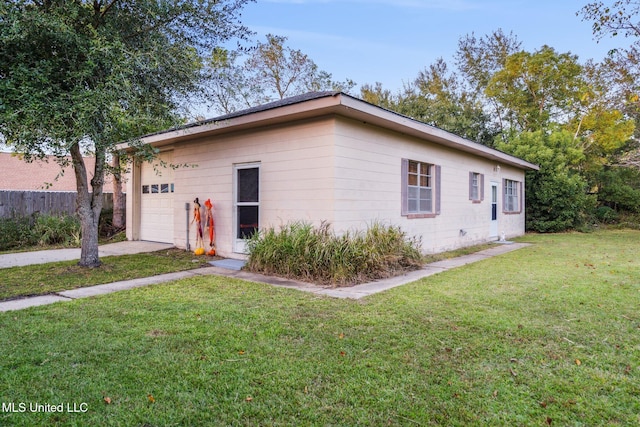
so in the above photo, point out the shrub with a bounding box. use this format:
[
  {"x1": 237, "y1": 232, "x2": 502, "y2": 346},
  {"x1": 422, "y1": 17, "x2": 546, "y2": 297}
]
[
  {"x1": 32, "y1": 214, "x2": 81, "y2": 246},
  {"x1": 0, "y1": 216, "x2": 36, "y2": 251},
  {"x1": 524, "y1": 169, "x2": 596, "y2": 233},
  {"x1": 594, "y1": 206, "x2": 618, "y2": 224},
  {"x1": 596, "y1": 168, "x2": 640, "y2": 213},
  {"x1": 609, "y1": 212, "x2": 640, "y2": 230},
  {"x1": 246, "y1": 221, "x2": 422, "y2": 287},
  {"x1": 0, "y1": 213, "x2": 81, "y2": 250}
]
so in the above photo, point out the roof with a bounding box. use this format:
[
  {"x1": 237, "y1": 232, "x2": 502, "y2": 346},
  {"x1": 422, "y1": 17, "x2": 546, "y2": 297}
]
[
  {"x1": 137, "y1": 92, "x2": 539, "y2": 171},
  {"x1": 0, "y1": 152, "x2": 113, "y2": 192}
]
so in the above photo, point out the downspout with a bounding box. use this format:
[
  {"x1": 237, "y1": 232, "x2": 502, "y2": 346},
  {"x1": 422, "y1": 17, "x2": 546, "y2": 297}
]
[{"x1": 185, "y1": 202, "x2": 191, "y2": 251}]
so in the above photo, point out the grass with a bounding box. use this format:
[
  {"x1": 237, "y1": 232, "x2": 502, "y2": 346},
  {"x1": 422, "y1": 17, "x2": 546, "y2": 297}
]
[
  {"x1": 247, "y1": 221, "x2": 422, "y2": 286},
  {"x1": 0, "y1": 249, "x2": 212, "y2": 301},
  {"x1": 421, "y1": 242, "x2": 497, "y2": 263},
  {"x1": 0, "y1": 230, "x2": 639, "y2": 425}
]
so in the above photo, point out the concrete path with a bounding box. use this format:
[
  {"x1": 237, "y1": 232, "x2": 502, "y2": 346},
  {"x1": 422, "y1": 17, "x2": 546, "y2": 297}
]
[
  {"x1": 0, "y1": 241, "x2": 174, "y2": 268},
  {"x1": 0, "y1": 242, "x2": 531, "y2": 312}
]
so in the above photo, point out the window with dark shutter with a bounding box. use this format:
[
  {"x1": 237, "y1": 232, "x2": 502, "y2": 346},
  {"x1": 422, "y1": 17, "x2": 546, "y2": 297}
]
[
  {"x1": 401, "y1": 158, "x2": 441, "y2": 218},
  {"x1": 469, "y1": 172, "x2": 484, "y2": 202},
  {"x1": 503, "y1": 179, "x2": 521, "y2": 214}
]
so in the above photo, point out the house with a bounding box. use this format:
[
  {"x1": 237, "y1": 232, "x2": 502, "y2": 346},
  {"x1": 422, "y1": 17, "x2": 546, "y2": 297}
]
[
  {"x1": 125, "y1": 92, "x2": 538, "y2": 257},
  {"x1": 0, "y1": 152, "x2": 117, "y2": 218},
  {"x1": 0, "y1": 152, "x2": 109, "y2": 192}
]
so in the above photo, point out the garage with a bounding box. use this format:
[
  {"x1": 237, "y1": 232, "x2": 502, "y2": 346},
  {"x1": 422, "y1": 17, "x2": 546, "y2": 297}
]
[{"x1": 139, "y1": 151, "x2": 174, "y2": 243}]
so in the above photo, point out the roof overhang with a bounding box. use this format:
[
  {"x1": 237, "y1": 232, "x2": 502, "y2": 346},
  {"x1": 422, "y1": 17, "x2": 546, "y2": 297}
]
[{"x1": 133, "y1": 92, "x2": 539, "y2": 171}]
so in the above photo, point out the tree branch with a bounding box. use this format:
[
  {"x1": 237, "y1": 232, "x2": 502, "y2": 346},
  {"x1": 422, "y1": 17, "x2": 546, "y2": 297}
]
[{"x1": 100, "y1": 0, "x2": 120, "y2": 18}]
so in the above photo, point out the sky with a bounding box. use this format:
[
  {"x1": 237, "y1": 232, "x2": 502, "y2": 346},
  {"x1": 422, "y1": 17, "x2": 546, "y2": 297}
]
[{"x1": 234, "y1": 0, "x2": 626, "y2": 94}]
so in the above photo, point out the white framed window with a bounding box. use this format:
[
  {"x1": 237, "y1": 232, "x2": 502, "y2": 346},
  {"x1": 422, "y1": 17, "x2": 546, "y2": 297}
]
[
  {"x1": 503, "y1": 179, "x2": 521, "y2": 213},
  {"x1": 401, "y1": 159, "x2": 441, "y2": 218},
  {"x1": 469, "y1": 172, "x2": 484, "y2": 202}
]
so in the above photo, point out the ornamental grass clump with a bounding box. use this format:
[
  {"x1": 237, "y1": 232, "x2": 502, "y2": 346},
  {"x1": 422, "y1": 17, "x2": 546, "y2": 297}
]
[
  {"x1": 32, "y1": 213, "x2": 81, "y2": 246},
  {"x1": 246, "y1": 221, "x2": 422, "y2": 286},
  {"x1": 0, "y1": 213, "x2": 81, "y2": 250}
]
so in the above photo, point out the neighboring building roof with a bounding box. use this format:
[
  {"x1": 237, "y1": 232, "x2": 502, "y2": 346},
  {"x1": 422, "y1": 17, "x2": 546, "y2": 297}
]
[
  {"x1": 137, "y1": 92, "x2": 539, "y2": 171},
  {"x1": 0, "y1": 152, "x2": 113, "y2": 192}
]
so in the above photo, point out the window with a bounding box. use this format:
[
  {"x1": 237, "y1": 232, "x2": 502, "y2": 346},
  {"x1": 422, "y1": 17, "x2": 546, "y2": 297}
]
[
  {"x1": 503, "y1": 179, "x2": 521, "y2": 213},
  {"x1": 143, "y1": 183, "x2": 173, "y2": 195},
  {"x1": 469, "y1": 172, "x2": 484, "y2": 202},
  {"x1": 401, "y1": 159, "x2": 441, "y2": 218}
]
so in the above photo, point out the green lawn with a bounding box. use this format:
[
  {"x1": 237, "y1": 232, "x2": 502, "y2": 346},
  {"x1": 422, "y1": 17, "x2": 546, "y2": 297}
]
[
  {"x1": 0, "y1": 230, "x2": 638, "y2": 426},
  {"x1": 0, "y1": 249, "x2": 212, "y2": 301}
]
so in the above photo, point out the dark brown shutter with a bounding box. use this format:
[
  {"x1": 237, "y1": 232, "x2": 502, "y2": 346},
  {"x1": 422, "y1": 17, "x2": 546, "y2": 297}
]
[
  {"x1": 518, "y1": 181, "x2": 523, "y2": 213},
  {"x1": 435, "y1": 165, "x2": 441, "y2": 215},
  {"x1": 401, "y1": 159, "x2": 408, "y2": 216},
  {"x1": 502, "y1": 178, "x2": 507, "y2": 213}
]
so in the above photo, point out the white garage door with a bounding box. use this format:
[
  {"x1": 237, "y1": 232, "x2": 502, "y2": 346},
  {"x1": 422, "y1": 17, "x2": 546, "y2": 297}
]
[{"x1": 140, "y1": 152, "x2": 174, "y2": 243}]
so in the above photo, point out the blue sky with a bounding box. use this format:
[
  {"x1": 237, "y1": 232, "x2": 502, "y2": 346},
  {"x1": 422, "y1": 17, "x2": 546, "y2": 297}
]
[{"x1": 237, "y1": 0, "x2": 624, "y2": 93}]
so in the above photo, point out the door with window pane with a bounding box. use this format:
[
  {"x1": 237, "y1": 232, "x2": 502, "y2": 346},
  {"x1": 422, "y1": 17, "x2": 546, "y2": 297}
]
[
  {"x1": 490, "y1": 182, "x2": 498, "y2": 238},
  {"x1": 234, "y1": 164, "x2": 260, "y2": 253}
]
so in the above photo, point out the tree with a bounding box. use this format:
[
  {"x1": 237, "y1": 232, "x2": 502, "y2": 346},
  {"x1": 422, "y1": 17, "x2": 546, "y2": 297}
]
[
  {"x1": 360, "y1": 82, "x2": 396, "y2": 111},
  {"x1": 207, "y1": 35, "x2": 355, "y2": 114},
  {"x1": 579, "y1": 0, "x2": 640, "y2": 40},
  {"x1": 595, "y1": 166, "x2": 640, "y2": 212},
  {"x1": 360, "y1": 61, "x2": 495, "y2": 146},
  {"x1": 0, "y1": 0, "x2": 252, "y2": 267},
  {"x1": 456, "y1": 29, "x2": 522, "y2": 91},
  {"x1": 485, "y1": 46, "x2": 585, "y2": 132},
  {"x1": 398, "y1": 58, "x2": 496, "y2": 145},
  {"x1": 579, "y1": 1, "x2": 640, "y2": 168},
  {"x1": 455, "y1": 29, "x2": 522, "y2": 134},
  {"x1": 207, "y1": 47, "x2": 270, "y2": 114},
  {"x1": 111, "y1": 153, "x2": 125, "y2": 231},
  {"x1": 496, "y1": 130, "x2": 595, "y2": 232}
]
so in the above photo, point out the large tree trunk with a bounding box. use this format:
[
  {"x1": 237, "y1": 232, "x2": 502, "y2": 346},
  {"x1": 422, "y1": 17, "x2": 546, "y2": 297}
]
[
  {"x1": 112, "y1": 152, "x2": 126, "y2": 230},
  {"x1": 71, "y1": 142, "x2": 104, "y2": 268}
]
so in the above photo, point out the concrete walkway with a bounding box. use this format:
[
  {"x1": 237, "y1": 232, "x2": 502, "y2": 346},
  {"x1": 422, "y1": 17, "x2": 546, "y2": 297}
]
[
  {"x1": 0, "y1": 240, "x2": 174, "y2": 268},
  {"x1": 0, "y1": 241, "x2": 531, "y2": 312}
]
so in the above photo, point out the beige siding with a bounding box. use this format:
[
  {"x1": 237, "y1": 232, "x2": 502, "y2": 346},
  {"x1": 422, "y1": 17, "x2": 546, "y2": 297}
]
[
  {"x1": 332, "y1": 117, "x2": 526, "y2": 253},
  {"x1": 167, "y1": 119, "x2": 336, "y2": 257}
]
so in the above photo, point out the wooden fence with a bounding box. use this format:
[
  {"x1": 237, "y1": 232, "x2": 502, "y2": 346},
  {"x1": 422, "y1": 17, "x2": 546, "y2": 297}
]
[{"x1": 0, "y1": 190, "x2": 119, "y2": 218}]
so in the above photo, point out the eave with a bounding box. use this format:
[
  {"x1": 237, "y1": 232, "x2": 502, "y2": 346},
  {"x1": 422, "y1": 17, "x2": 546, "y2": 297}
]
[{"x1": 133, "y1": 92, "x2": 539, "y2": 172}]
